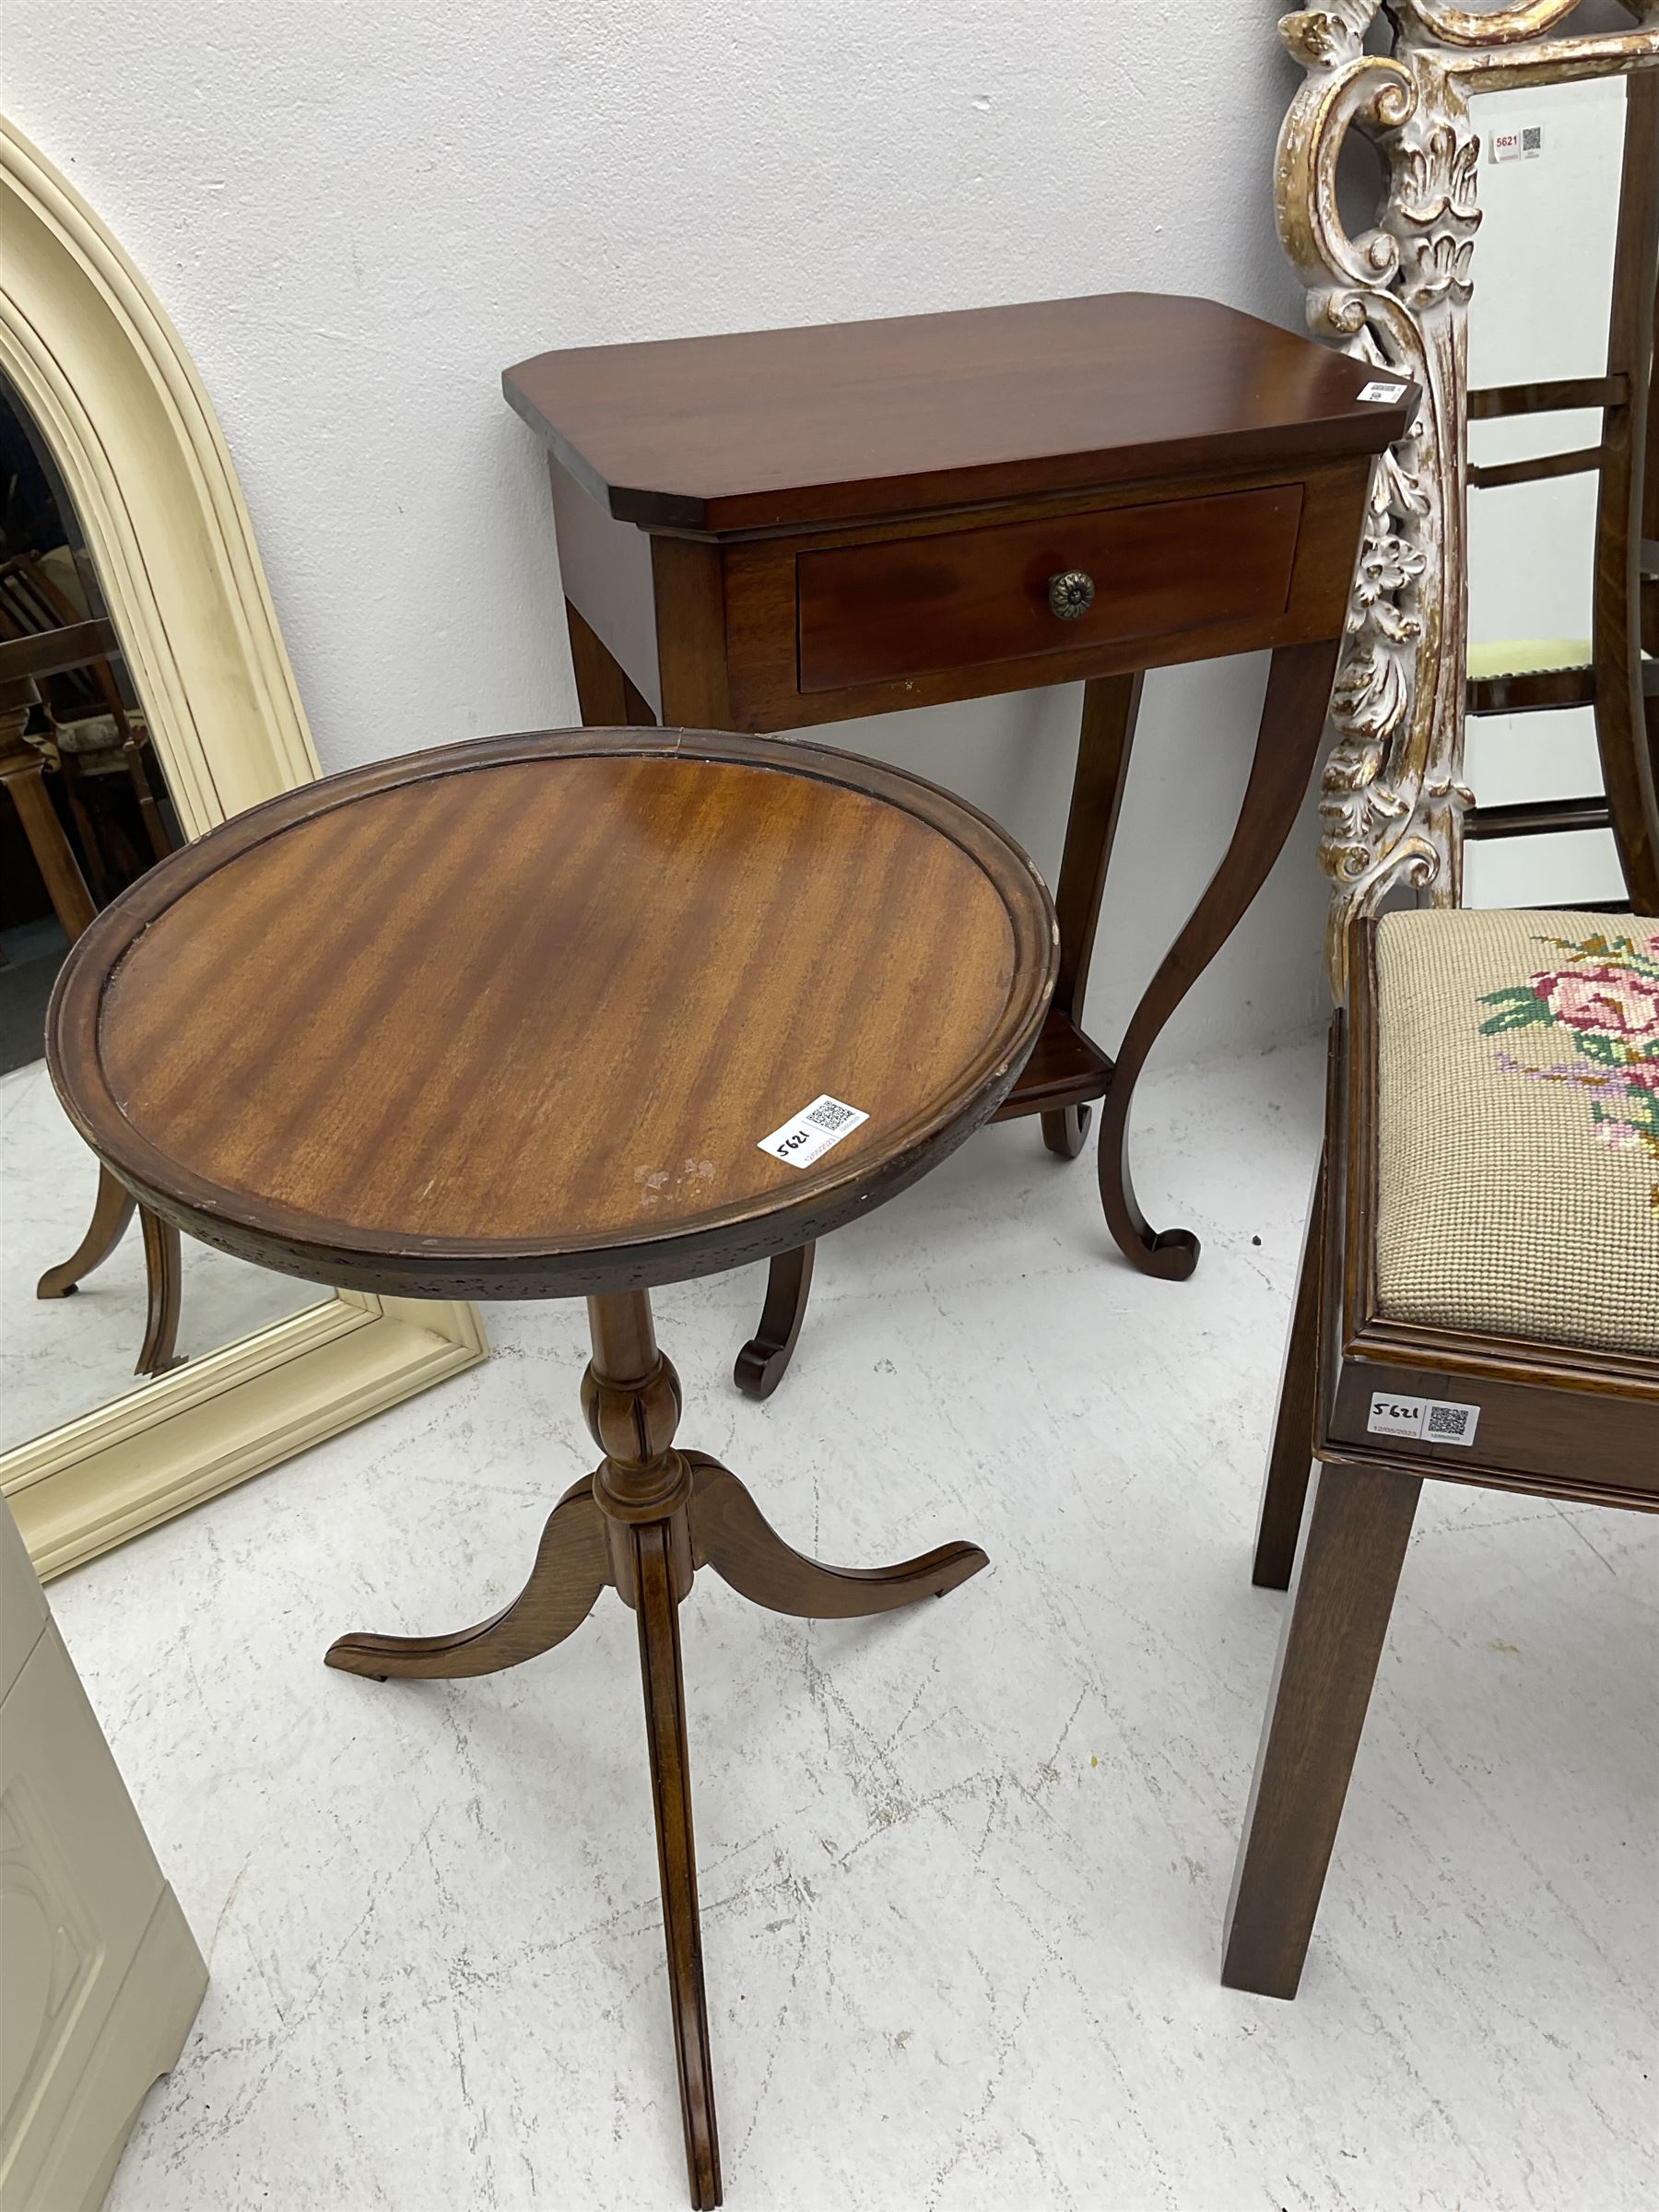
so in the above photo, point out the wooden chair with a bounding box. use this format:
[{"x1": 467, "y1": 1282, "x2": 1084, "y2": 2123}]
[
  {"x1": 0, "y1": 551, "x2": 171, "y2": 892},
  {"x1": 1463, "y1": 74, "x2": 1659, "y2": 909},
  {"x1": 1223, "y1": 901, "x2": 1658, "y2": 1998},
  {"x1": 1236, "y1": 18, "x2": 1659, "y2": 1999}
]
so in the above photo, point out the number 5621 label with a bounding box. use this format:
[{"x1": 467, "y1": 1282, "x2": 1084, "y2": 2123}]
[{"x1": 1367, "y1": 1392, "x2": 1480, "y2": 1446}]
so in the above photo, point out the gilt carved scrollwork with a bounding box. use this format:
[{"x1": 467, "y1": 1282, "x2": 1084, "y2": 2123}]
[
  {"x1": 1396, "y1": 2, "x2": 1659, "y2": 48},
  {"x1": 1276, "y1": 0, "x2": 1659, "y2": 993}
]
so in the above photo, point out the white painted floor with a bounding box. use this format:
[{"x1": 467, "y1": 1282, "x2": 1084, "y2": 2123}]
[{"x1": 38, "y1": 1037, "x2": 1658, "y2": 2212}]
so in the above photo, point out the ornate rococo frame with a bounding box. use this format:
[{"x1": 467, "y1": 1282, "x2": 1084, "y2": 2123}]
[
  {"x1": 1276, "y1": 0, "x2": 1659, "y2": 991},
  {"x1": 0, "y1": 118, "x2": 488, "y2": 1576}
]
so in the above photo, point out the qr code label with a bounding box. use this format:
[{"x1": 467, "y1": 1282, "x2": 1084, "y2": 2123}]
[
  {"x1": 758, "y1": 1094, "x2": 870, "y2": 1171},
  {"x1": 1491, "y1": 124, "x2": 1543, "y2": 163},
  {"x1": 1425, "y1": 1399, "x2": 1480, "y2": 1446}
]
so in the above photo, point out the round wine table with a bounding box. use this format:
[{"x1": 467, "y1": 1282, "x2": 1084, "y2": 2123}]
[{"x1": 46, "y1": 727, "x2": 1056, "y2": 2208}]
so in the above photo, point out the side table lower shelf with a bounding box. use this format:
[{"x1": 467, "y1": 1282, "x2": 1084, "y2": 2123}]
[{"x1": 992, "y1": 1006, "x2": 1114, "y2": 1119}]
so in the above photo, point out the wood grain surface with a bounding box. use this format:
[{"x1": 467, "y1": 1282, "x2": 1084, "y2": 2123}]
[
  {"x1": 504, "y1": 291, "x2": 1416, "y2": 533},
  {"x1": 48, "y1": 729, "x2": 1055, "y2": 1300}
]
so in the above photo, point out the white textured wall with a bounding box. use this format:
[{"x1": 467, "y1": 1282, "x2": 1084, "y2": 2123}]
[{"x1": 6, "y1": 1, "x2": 1332, "y2": 1060}]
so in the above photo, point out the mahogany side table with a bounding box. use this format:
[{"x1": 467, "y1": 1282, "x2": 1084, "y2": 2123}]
[
  {"x1": 45, "y1": 726, "x2": 1056, "y2": 2209},
  {"x1": 504, "y1": 291, "x2": 1414, "y2": 1394}
]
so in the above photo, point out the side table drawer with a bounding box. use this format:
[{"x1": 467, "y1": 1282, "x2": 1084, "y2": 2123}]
[{"x1": 796, "y1": 484, "x2": 1302, "y2": 693}]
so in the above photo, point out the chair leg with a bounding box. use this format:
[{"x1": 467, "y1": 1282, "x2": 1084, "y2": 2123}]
[
  {"x1": 124, "y1": 735, "x2": 175, "y2": 864},
  {"x1": 1223, "y1": 1460, "x2": 1420, "y2": 2000},
  {"x1": 1252, "y1": 1149, "x2": 1325, "y2": 1590}
]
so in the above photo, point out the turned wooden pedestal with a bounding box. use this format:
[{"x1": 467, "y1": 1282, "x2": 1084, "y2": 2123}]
[{"x1": 331, "y1": 1288, "x2": 988, "y2": 2206}]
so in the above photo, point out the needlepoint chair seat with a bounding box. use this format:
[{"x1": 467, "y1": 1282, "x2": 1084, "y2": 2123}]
[{"x1": 1373, "y1": 906, "x2": 1659, "y2": 1357}]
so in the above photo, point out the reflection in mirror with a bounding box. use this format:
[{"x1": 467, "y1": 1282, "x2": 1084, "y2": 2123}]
[
  {"x1": 1463, "y1": 74, "x2": 1631, "y2": 910},
  {"x1": 1, "y1": 370, "x2": 318, "y2": 1454}
]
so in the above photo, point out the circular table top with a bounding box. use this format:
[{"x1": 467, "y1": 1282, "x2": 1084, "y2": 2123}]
[{"x1": 49, "y1": 729, "x2": 1056, "y2": 1298}]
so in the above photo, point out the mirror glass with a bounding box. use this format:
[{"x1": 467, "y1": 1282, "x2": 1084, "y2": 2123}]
[
  {"x1": 1, "y1": 371, "x2": 319, "y2": 1453},
  {"x1": 1462, "y1": 72, "x2": 1631, "y2": 909}
]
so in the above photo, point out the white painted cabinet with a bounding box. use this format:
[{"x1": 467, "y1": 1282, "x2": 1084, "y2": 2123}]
[{"x1": 1, "y1": 1501, "x2": 206, "y2": 2210}]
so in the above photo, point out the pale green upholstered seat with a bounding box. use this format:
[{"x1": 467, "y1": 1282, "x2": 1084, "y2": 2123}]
[
  {"x1": 1466, "y1": 639, "x2": 1655, "y2": 678},
  {"x1": 1373, "y1": 908, "x2": 1659, "y2": 1356},
  {"x1": 1465, "y1": 637, "x2": 1591, "y2": 681}
]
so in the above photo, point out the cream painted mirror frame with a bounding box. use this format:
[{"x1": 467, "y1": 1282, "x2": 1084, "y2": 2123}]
[{"x1": 0, "y1": 118, "x2": 487, "y2": 1580}]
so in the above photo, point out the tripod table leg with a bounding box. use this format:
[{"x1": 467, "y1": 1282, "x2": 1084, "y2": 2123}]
[{"x1": 632, "y1": 1517, "x2": 722, "y2": 2207}]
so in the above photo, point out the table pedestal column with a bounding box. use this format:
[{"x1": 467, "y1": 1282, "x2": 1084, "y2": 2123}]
[{"x1": 583, "y1": 1292, "x2": 721, "y2": 2209}]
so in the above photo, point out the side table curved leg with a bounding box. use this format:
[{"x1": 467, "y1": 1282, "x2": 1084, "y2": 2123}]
[
  {"x1": 1040, "y1": 1101, "x2": 1091, "y2": 1159},
  {"x1": 324, "y1": 1480, "x2": 610, "y2": 1679},
  {"x1": 1096, "y1": 639, "x2": 1342, "y2": 1279},
  {"x1": 37, "y1": 1164, "x2": 136, "y2": 1298},
  {"x1": 688, "y1": 1455, "x2": 988, "y2": 1618},
  {"x1": 733, "y1": 1242, "x2": 815, "y2": 1400},
  {"x1": 632, "y1": 1518, "x2": 722, "y2": 2210},
  {"x1": 1040, "y1": 672, "x2": 1142, "y2": 1173}
]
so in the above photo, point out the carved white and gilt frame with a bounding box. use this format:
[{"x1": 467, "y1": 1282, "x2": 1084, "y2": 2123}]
[{"x1": 1276, "y1": 0, "x2": 1659, "y2": 990}]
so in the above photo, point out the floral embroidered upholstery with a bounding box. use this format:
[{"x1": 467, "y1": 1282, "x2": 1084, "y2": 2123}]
[
  {"x1": 1372, "y1": 909, "x2": 1659, "y2": 1357},
  {"x1": 1480, "y1": 929, "x2": 1659, "y2": 1189}
]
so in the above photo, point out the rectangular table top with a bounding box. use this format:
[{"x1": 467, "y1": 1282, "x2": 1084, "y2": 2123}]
[{"x1": 503, "y1": 290, "x2": 1412, "y2": 534}]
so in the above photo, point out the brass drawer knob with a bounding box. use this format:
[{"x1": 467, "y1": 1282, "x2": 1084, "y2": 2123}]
[{"x1": 1047, "y1": 570, "x2": 1095, "y2": 620}]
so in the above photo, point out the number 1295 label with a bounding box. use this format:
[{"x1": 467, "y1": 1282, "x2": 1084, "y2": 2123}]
[{"x1": 758, "y1": 1094, "x2": 869, "y2": 1171}]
